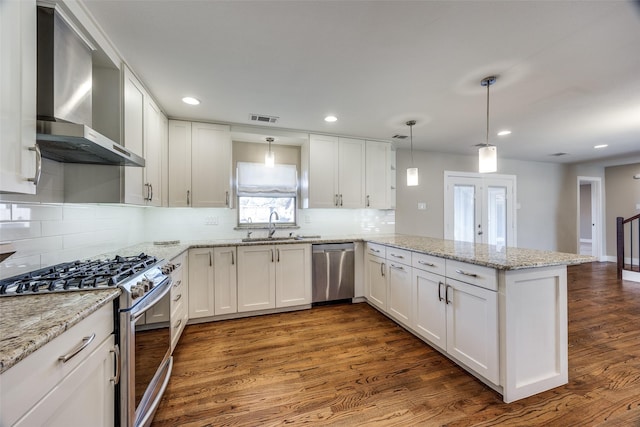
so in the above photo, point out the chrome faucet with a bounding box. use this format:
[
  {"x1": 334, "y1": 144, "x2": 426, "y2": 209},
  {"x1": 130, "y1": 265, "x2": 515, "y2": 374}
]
[{"x1": 268, "y1": 211, "x2": 279, "y2": 238}]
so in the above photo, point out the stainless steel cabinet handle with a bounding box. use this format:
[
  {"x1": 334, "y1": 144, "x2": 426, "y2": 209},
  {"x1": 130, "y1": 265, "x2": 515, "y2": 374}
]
[
  {"x1": 27, "y1": 144, "x2": 42, "y2": 185},
  {"x1": 209, "y1": 252, "x2": 212, "y2": 266},
  {"x1": 271, "y1": 249, "x2": 274, "y2": 263},
  {"x1": 173, "y1": 280, "x2": 182, "y2": 288},
  {"x1": 445, "y1": 284, "x2": 452, "y2": 305},
  {"x1": 390, "y1": 253, "x2": 404, "y2": 259},
  {"x1": 335, "y1": 194, "x2": 339, "y2": 207},
  {"x1": 370, "y1": 248, "x2": 380, "y2": 253},
  {"x1": 380, "y1": 262, "x2": 385, "y2": 277},
  {"x1": 231, "y1": 251, "x2": 235, "y2": 265},
  {"x1": 418, "y1": 260, "x2": 435, "y2": 267},
  {"x1": 174, "y1": 319, "x2": 182, "y2": 329},
  {"x1": 277, "y1": 248, "x2": 280, "y2": 262},
  {"x1": 455, "y1": 269, "x2": 478, "y2": 278},
  {"x1": 366, "y1": 195, "x2": 370, "y2": 207},
  {"x1": 187, "y1": 190, "x2": 190, "y2": 206},
  {"x1": 59, "y1": 333, "x2": 96, "y2": 363},
  {"x1": 149, "y1": 183, "x2": 153, "y2": 202},
  {"x1": 225, "y1": 191, "x2": 229, "y2": 207},
  {"x1": 339, "y1": 194, "x2": 343, "y2": 206},
  {"x1": 389, "y1": 264, "x2": 404, "y2": 271},
  {"x1": 110, "y1": 344, "x2": 121, "y2": 385},
  {"x1": 173, "y1": 293, "x2": 182, "y2": 302},
  {"x1": 438, "y1": 282, "x2": 444, "y2": 302}
]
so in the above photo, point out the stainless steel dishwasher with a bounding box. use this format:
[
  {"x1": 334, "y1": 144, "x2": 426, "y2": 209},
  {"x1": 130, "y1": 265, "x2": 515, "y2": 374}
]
[{"x1": 312, "y1": 243, "x2": 355, "y2": 304}]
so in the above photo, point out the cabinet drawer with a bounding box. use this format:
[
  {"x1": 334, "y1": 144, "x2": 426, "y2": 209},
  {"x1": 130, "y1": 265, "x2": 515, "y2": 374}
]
[
  {"x1": 386, "y1": 246, "x2": 411, "y2": 265},
  {"x1": 1, "y1": 303, "x2": 113, "y2": 426},
  {"x1": 446, "y1": 260, "x2": 498, "y2": 291},
  {"x1": 412, "y1": 252, "x2": 446, "y2": 276},
  {"x1": 366, "y1": 242, "x2": 386, "y2": 258}
]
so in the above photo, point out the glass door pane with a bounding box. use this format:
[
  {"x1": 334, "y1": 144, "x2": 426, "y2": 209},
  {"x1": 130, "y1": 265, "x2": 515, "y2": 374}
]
[
  {"x1": 454, "y1": 185, "x2": 475, "y2": 243},
  {"x1": 486, "y1": 186, "x2": 507, "y2": 247}
]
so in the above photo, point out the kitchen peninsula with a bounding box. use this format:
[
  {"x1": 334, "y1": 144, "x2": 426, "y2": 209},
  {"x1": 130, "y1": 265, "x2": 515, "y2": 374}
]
[{"x1": 0, "y1": 234, "x2": 593, "y2": 418}]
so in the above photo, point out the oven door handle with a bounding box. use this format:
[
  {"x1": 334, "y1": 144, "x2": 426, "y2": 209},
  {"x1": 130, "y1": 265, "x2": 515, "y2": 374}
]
[{"x1": 130, "y1": 277, "x2": 173, "y2": 321}]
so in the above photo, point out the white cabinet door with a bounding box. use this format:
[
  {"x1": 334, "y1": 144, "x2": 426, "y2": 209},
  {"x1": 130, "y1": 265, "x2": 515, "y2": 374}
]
[
  {"x1": 387, "y1": 261, "x2": 412, "y2": 327},
  {"x1": 308, "y1": 134, "x2": 339, "y2": 208},
  {"x1": 237, "y1": 245, "x2": 276, "y2": 312},
  {"x1": 365, "y1": 141, "x2": 390, "y2": 209},
  {"x1": 413, "y1": 268, "x2": 446, "y2": 351},
  {"x1": 143, "y1": 97, "x2": 164, "y2": 206},
  {"x1": 338, "y1": 137, "x2": 365, "y2": 208},
  {"x1": 188, "y1": 248, "x2": 215, "y2": 319},
  {"x1": 168, "y1": 120, "x2": 192, "y2": 207},
  {"x1": 275, "y1": 244, "x2": 311, "y2": 308},
  {"x1": 365, "y1": 254, "x2": 387, "y2": 311},
  {"x1": 446, "y1": 278, "x2": 499, "y2": 384},
  {"x1": 122, "y1": 65, "x2": 145, "y2": 205},
  {"x1": 0, "y1": 0, "x2": 37, "y2": 194},
  {"x1": 13, "y1": 335, "x2": 115, "y2": 427},
  {"x1": 191, "y1": 122, "x2": 232, "y2": 207},
  {"x1": 214, "y1": 246, "x2": 237, "y2": 315}
]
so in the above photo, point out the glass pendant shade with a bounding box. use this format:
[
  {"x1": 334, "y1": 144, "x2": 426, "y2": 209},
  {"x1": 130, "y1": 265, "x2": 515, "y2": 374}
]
[
  {"x1": 265, "y1": 137, "x2": 275, "y2": 167},
  {"x1": 478, "y1": 145, "x2": 497, "y2": 173},
  {"x1": 407, "y1": 167, "x2": 419, "y2": 186},
  {"x1": 265, "y1": 150, "x2": 275, "y2": 167}
]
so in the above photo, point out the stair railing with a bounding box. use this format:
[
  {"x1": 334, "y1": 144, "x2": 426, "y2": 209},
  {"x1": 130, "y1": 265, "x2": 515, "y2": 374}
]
[{"x1": 617, "y1": 213, "x2": 640, "y2": 279}]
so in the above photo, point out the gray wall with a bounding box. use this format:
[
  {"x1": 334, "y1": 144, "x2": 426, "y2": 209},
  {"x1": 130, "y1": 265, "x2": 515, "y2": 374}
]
[
  {"x1": 605, "y1": 163, "x2": 640, "y2": 256},
  {"x1": 395, "y1": 148, "x2": 582, "y2": 252}
]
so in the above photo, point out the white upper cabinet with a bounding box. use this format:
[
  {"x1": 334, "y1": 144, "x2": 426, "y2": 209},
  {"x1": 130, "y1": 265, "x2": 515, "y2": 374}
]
[
  {"x1": 365, "y1": 140, "x2": 391, "y2": 209},
  {"x1": 168, "y1": 121, "x2": 232, "y2": 208},
  {"x1": 0, "y1": 0, "x2": 37, "y2": 194},
  {"x1": 305, "y1": 135, "x2": 366, "y2": 208},
  {"x1": 191, "y1": 122, "x2": 232, "y2": 207},
  {"x1": 122, "y1": 65, "x2": 166, "y2": 206},
  {"x1": 168, "y1": 120, "x2": 192, "y2": 207}
]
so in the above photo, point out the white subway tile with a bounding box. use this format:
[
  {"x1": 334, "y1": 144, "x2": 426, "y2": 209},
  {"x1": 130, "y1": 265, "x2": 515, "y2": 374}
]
[
  {"x1": 12, "y1": 203, "x2": 63, "y2": 221},
  {"x1": 0, "y1": 221, "x2": 42, "y2": 240},
  {"x1": 62, "y1": 205, "x2": 97, "y2": 221},
  {"x1": 10, "y1": 236, "x2": 63, "y2": 257}
]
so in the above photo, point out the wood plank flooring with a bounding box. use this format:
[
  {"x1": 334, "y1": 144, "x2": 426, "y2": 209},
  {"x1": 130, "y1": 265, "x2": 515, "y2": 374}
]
[{"x1": 151, "y1": 262, "x2": 640, "y2": 426}]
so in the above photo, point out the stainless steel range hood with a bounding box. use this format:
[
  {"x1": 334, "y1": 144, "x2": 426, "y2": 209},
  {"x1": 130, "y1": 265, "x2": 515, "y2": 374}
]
[{"x1": 36, "y1": 6, "x2": 144, "y2": 167}]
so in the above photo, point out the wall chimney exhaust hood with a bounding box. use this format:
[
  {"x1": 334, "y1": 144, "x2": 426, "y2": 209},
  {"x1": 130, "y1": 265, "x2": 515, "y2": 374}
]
[{"x1": 36, "y1": 6, "x2": 144, "y2": 167}]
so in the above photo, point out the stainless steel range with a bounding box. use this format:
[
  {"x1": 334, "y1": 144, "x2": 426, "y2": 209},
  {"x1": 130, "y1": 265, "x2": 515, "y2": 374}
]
[{"x1": 0, "y1": 253, "x2": 176, "y2": 427}]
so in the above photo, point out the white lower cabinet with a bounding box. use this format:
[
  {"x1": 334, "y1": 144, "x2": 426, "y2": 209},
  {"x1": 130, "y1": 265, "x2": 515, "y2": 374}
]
[
  {"x1": 188, "y1": 247, "x2": 237, "y2": 319},
  {"x1": 170, "y1": 252, "x2": 189, "y2": 351},
  {"x1": 237, "y1": 244, "x2": 311, "y2": 312},
  {"x1": 214, "y1": 246, "x2": 237, "y2": 315},
  {"x1": 0, "y1": 303, "x2": 116, "y2": 427},
  {"x1": 387, "y1": 259, "x2": 412, "y2": 327},
  {"x1": 445, "y1": 278, "x2": 499, "y2": 384},
  {"x1": 413, "y1": 267, "x2": 446, "y2": 351}
]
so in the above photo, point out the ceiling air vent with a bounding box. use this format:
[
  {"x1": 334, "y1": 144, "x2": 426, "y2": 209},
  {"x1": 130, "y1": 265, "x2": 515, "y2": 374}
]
[
  {"x1": 392, "y1": 134, "x2": 408, "y2": 139},
  {"x1": 249, "y1": 113, "x2": 279, "y2": 124},
  {"x1": 550, "y1": 152, "x2": 568, "y2": 157}
]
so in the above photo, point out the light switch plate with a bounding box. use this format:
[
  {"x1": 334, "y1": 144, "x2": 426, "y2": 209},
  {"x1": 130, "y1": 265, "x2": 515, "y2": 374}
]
[
  {"x1": 417, "y1": 202, "x2": 427, "y2": 210},
  {"x1": 204, "y1": 216, "x2": 218, "y2": 225}
]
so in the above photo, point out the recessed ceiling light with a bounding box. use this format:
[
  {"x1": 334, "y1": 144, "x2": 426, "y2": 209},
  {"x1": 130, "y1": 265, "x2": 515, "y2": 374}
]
[
  {"x1": 497, "y1": 130, "x2": 511, "y2": 136},
  {"x1": 324, "y1": 115, "x2": 337, "y2": 123},
  {"x1": 594, "y1": 144, "x2": 608, "y2": 149},
  {"x1": 182, "y1": 96, "x2": 200, "y2": 105}
]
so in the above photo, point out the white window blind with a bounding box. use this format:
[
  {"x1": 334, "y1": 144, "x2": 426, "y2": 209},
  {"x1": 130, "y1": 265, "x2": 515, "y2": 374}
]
[{"x1": 236, "y1": 162, "x2": 298, "y2": 197}]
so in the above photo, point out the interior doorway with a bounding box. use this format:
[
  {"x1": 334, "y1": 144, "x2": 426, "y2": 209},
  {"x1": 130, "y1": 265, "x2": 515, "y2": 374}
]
[{"x1": 577, "y1": 177, "x2": 602, "y2": 259}]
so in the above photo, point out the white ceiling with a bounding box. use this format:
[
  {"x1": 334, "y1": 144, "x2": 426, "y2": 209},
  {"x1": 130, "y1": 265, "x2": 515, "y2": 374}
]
[{"x1": 82, "y1": 0, "x2": 640, "y2": 164}]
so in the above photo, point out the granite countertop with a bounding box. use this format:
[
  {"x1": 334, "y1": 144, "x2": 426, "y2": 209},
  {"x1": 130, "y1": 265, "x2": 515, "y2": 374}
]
[
  {"x1": 0, "y1": 233, "x2": 593, "y2": 374},
  {"x1": 0, "y1": 289, "x2": 120, "y2": 374},
  {"x1": 366, "y1": 235, "x2": 595, "y2": 270}
]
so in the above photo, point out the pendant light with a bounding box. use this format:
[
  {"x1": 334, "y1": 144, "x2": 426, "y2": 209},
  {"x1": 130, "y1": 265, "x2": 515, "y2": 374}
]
[
  {"x1": 479, "y1": 76, "x2": 497, "y2": 173},
  {"x1": 406, "y1": 120, "x2": 419, "y2": 186},
  {"x1": 265, "y1": 137, "x2": 275, "y2": 168}
]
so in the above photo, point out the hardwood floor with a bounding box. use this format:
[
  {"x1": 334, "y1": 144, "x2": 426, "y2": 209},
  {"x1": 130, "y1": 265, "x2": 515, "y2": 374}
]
[{"x1": 151, "y1": 262, "x2": 640, "y2": 426}]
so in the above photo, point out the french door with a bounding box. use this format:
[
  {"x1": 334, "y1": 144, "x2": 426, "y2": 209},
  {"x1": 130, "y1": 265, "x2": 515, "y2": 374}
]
[{"x1": 444, "y1": 172, "x2": 516, "y2": 247}]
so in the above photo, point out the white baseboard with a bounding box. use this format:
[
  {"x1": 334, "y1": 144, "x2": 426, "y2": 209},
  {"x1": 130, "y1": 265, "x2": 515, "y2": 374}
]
[{"x1": 622, "y1": 269, "x2": 640, "y2": 283}]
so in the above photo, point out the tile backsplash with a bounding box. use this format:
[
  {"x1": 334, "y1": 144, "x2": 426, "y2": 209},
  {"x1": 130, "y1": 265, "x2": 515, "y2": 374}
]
[{"x1": 0, "y1": 203, "x2": 394, "y2": 279}]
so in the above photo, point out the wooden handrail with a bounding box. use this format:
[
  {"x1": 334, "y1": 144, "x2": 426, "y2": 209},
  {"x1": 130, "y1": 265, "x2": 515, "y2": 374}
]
[{"x1": 617, "y1": 214, "x2": 640, "y2": 280}]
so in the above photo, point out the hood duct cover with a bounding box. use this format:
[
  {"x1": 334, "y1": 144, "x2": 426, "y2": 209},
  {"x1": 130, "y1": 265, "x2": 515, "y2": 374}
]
[{"x1": 36, "y1": 6, "x2": 144, "y2": 167}]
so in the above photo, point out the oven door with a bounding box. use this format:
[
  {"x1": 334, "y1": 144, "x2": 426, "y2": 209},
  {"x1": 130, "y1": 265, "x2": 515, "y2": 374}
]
[{"x1": 120, "y1": 277, "x2": 173, "y2": 427}]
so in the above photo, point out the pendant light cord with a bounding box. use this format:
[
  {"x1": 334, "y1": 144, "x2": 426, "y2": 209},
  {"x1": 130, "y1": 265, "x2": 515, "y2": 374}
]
[
  {"x1": 406, "y1": 120, "x2": 416, "y2": 166},
  {"x1": 486, "y1": 81, "x2": 490, "y2": 147}
]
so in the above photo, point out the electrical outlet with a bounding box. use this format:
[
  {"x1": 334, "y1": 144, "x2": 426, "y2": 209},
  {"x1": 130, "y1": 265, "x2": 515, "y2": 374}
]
[
  {"x1": 417, "y1": 202, "x2": 426, "y2": 210},
  {"x1": 204, "y1": 216, "x2": 218, "y2": 225}
]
